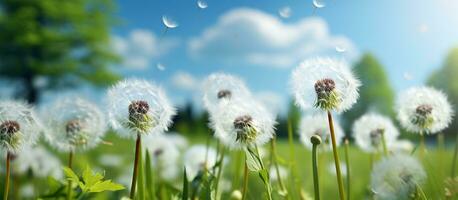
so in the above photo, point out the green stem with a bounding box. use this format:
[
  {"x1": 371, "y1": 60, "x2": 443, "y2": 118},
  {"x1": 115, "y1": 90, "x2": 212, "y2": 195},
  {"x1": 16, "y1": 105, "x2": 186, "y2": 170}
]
[
  {"x1": 381, "y1": 132, "x2": 388, "y2": 156},
  {"x1": 420, "y1": 132, "x2": 425, "y2": 159},
  {"x1": 254, "y1": 145, "x2": 273, "y2": 200},
  {"x1": 3, "y1": 152, "x2": 11, "y2": 200},
  {"x1": 327, "y1": 111, "x2": 346, "y2": 200},
  {"x1": 242, "y1": 160, "x2": 248, "y2": 200},
  {"x1": 451, "y1": 132, "x2": 458, "y2": 177},
  {"x1": 344, "y1": 139, "x2": 351, "y2": 200},
  {"x1": 271, "y1": 139, "x2": 288, "y2": 198},
  {"x1": 67, "y1": 151, "x2": 74, "y2": 200},
  {"x1": 130, "y1": 134, "x2": 142, "y2": 199},
  {"x1": 415, "y1": 183, "x2": 427, "y2": 200},
  {"x1": 214, "y1": 146, "x2": 226, "y2": 199},
  {"x1": 286, "y1": 119, "x2": 301, "y2": 198},
  {"x1": 312, "y1": 143, "x2": 320, "y2": 200}
]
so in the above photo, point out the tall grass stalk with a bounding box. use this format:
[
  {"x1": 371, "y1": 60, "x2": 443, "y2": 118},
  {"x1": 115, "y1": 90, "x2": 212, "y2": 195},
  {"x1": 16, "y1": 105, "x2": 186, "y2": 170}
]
[
  {"x1": 286, "y1": 119, "x2": 302, "y2": 198},
  {"x1": 326, "y1": 111, "x2": 346, "y2": 200},
  {"x1": 66, "y1": 151, "x2": 74, "y2": 200},
  {"x1": 311, "y1": 136, "x2": 321, "y2": 200},
  {"x1": 214, "y1": 146, "x2": 226, "y2": 199},
  {"x1": 254, "y1": 145, "x2": 273, "y2": 200},
  {"x1": 242, "y1": 160, "x2": 248, "y2": 200},
  {"x1": 3, "y1": 152, "x2": 11, "y2": 200},
  {"x1": 452, "y1": 132, "x2": 458, "y2": 178},
  {"x1": 130, "y1": 134, "x2": 142, "y2": 199},
  {"x1": 271, "y1": 139, "x2": 288, "y2": 199}
]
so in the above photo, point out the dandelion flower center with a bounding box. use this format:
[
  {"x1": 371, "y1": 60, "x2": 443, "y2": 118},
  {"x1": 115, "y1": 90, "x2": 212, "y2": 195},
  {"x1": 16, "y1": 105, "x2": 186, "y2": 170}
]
[
  {"x1": 233, "y1": 115, "x2": 257, "y2": 144},
  {"x1": 154, "y1": 148, "x2": 164, "y2": 157},
  {"x1": 0, "y1": 121, "x2": 20, "y2": 135},
  {"x1": 314, "y1": 78, "x2": 340, "y2": 110},
  {"x1": 65, "y1": 120, "x2": 88, "y2": 146},
  {"x1": 412, "y1": 104, "x2": 434, "y2": 129},
  {"x1": 217, "y1": 89, "x2": 232, "y2": 99},
  {"x1": 369, "y1": 128, "x2": 384, "y2": 147},
  {"x1": 126, "y1": 100, "x2": 156, "y2": 134}
]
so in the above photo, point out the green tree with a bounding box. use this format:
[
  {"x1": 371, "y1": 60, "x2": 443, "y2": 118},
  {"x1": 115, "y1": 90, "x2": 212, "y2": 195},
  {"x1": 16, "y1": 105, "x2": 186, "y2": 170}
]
[
  {"x1": 0, "y1": 0, "x2": 120, "y2": 103},
  {"x1": 428, "y1": 48, "x2": 458, "y2": 136},
  {"x1": 342, "y1": 53, "x2": 395, "y2": 134}
]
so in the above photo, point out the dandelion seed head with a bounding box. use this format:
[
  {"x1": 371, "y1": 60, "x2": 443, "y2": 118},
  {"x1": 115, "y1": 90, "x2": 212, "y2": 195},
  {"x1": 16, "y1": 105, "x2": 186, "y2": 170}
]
[
  {"x1": 210, "y1": 100, "x2": 276, "y2": 149},
  {"x1": 353, "y1": 113, "x2": 400, "y2": 153},
  {"x1": 298, "y1": 113, "x2": 344, "y2": 151},
  {"x1": 43, "y1": 96, "x2": 106, "y2": 152},
  {"x1": 13, "y1": 145, "x2": 63, "y2": 179},
  {"x1": 371, "y1": 154, "x2": 426, "y2": 200},
  {"x1": 143, "y1": 134, "x2": 180, "y2": 181},
  {"x1": 184, "y1": 145, "x2": 217, "y2": 180},
  {"x1": 0, "y1": 100, "x2": 41, "y2": 154},
  {"x1": 291, "y1": 57, "x2": 360, "y2": 112},
  {"x1": 202, "y1": 73, "x2": 251, "y2": 115},
  {"x1": 107, "y1": 79, "x2": 175, "y2": 139},
  {"x1": 396, "y1": 87, "x2": 454, "y2": 134}
]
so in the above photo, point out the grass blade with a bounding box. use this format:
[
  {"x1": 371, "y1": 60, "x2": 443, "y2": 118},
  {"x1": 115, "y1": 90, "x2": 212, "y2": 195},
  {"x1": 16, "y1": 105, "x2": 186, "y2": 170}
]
[{"x1": 145, "y1": 150, "x2": 155, "y2": 200}]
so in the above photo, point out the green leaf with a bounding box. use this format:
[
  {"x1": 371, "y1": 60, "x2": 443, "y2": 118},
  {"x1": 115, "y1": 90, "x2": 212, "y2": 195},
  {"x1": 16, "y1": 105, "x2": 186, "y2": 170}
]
[
  {"x1": 144, "y1": 150, "x2": 155, "y2": 200},
  {"x1": 63, "y1": 167, "x2": 80, "y2": 183},
  {"x1": 89, "y1": 180, "x2": 125, "y2": 193},
  {"x1": 258, "y1": 169, "x2": 270, "y2": 185},
  {"x1": 182, "y1": 168, "x2": 189, "y2": 200},
  {"x1": 244, "y1": 148, "x2": 262, "y2": 172},
  {"x1": 82, "y1": 165, "x2": 104, "y2": 189}
]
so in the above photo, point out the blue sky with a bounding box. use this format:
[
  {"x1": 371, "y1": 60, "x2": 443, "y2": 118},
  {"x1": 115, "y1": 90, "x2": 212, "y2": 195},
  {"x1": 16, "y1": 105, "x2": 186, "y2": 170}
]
[{"x1": 111, "y1": 0, "x2": 458, "y2": 114}]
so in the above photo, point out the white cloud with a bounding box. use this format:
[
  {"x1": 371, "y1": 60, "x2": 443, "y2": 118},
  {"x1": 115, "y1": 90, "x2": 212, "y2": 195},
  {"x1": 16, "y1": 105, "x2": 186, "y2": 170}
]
[
  {"x1": 113, "y1": 29, "x2": 179, "y2": 69},
  {"x1": 170, "y1": 71, "x2": 201, "y2": 91},
  {"x1": 188, "y1": 8, "x2": 358, "y2": 68}
]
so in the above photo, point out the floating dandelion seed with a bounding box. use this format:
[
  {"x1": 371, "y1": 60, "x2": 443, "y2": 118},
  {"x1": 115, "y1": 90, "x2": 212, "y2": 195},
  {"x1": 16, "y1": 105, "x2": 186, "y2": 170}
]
[
  {"x1": 162, "y1": 15, "x2": 178, "y2": 29},
  {"x1": 353, "y1": 113, "x2": 400, "y2": 153},
  {"x1": 371, "y1": 154, "x2": 426, "y2": 200},
  {"x1": 396, "y1": 87, "x2": 454, "y2": 134},
  {"x1": 202, "y1": 73, "x2": 252, "y2": 115},
  {"x1": 291, "y1": 57, "x2": 361, "y2": 113},
  {"x1": 298, "y1": 114, "x2": 344, "y2": 151},
  {"x1": 312, "y1": 0, "x2": 326, "y2": 14},
  {"x1": 107, "y1": 79, "x2": 175, "y2": 138},
  {"x1": 197, "y1": 0, "x2": 208, "y2": 9},
  {"x1": 335, "y1": 46, "x2": 346, "y2": 53},
  {"x1": 0, "y1": 100, "x2": 41, "y2": 154},
  {"x1": 403, "y1": 72, "x2": 413, "y2": 80},
  {"x1": 184, "y1": 145, "x2": 217, "y2": 180},
  {"x1": 278, "y1": 6, "x2": 292, "y2": 18},
  {"x1": 210, "y1": 100, "x2": 275, "y2": 149},
  {"x1": 156, "y1": 63, "x2": 165, "y2": 71},
  {"x1": 43, "y1": 96, "x2": 106, "y2": 152}
]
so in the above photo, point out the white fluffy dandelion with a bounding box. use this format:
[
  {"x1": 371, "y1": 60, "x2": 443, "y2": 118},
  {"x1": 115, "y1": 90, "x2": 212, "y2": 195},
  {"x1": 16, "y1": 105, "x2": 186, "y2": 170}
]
[
  {"x1": 183, "y1": 145, "x2": 217, "y2": 180},
  {"x1": 14, "y1": 145, "x2": 63, "y2": 179},
  {"x1": 107, "y1": 79, "x2": 175, "y2": 138},
  {"x1": 202, "y1": 73, "x2": 252, "y2": 115},
  {"x1": 298, "y1": 114, "x2": 344, "y2": 151},
  {"x1": 290, "y1": 57, "x2": 360, "y2": 112},
  {"x1": 371, "y1": 154, "x2": 426, "y2": 200},
  {"x1": 391, "y1": 139, "x2": 414, "y2": 153},
  {"x1": 143, "y1": 134, "x2": 180, "y2": 181},
  {"x1": 210, "y1": 100, "x2": 276, "y2": 149},
  {"x1": 43, "y1": 96, "x2": 106, "y2": 152},
  {"x1": 0, "y1": 100, "x2": 41, "y2": 154},
  {"x1": 165, "y1": 132, "x2": 189, "y2": 150},
  {"x1": 396, "y1": 87, "x2": 454, "y2": 134},
  {"x1": 353, "y1": 113, "x2": 400, "y2": 153}
]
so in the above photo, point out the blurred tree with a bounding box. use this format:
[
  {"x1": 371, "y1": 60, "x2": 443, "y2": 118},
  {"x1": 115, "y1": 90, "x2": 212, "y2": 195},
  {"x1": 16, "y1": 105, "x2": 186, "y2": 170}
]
[
  {"x1": 0, "y1": 0, "x2": 120, "y2": 103},
  {"x1": 342, "y1": 53, "x2": 395, "y2": 134},
  {"x1": 428, "y1": 47, "x2": 458, "y2": 136}
]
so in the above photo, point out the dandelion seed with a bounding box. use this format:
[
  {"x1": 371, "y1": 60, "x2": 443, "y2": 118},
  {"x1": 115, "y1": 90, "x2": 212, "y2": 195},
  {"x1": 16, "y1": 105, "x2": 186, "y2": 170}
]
[
  {"x1": 335, "y1": 46, "x2": 346, "y2": 53},
  {"x1": 396, "y1": 87, "x2": 454, "y2": 134},
  {"x1": 298, "y1": 114, "x2": 344, "y2": 151},
  {"x1": 210, "y1": 100, "x2": 276, "y2": 149},
  {"x1": 197, "y1": 0, "x2": 208, "y2": 9},
  {"x1": 278, "y1": 6, "x2": 292, "y2": 18},
  {"x1": 0, "y1": 100, "x2": 40, "y2": 154},
  {"x1": 184, "y1": 145, "x2": 217, "y2": 180},
  {"x1": 202, "y1": 73, "x2": 252, "y2": 115},
  {"x1": 371, "y1": 154, "x2": 426, "y2": 200},
  {"x1": 107, "y1": 79, "x2": 175, "y2": 138},
  {"x1": 353, "y1": 113, "x2": 400, "y2": 153},
  {"x1": 43, "y1": 96, "x2": 106, "y2": 152},
  {"x1": 157, "y1": 63, "x2": 166, "y2": 71},
  {"x1": 290, "y1": 57, "x2": 360, "y2": 113},
  {"x1": 162, "y1": 15, "x2": 178, "y2": 29},
  {"x1": 312, "y1": 0, "x2": 326, "y2": 14}
]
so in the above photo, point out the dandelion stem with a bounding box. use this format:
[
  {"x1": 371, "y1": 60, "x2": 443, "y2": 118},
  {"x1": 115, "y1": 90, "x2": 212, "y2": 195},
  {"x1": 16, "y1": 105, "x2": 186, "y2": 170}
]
[
  {"x1": 130, "y1": 134, "x2": 142, "y2": 199},
  {"x1": 451, "y1": 132, "x2": 458, "y2": 177},
  {"x1": 214, "y1": 146, "x2": 226, "y2": 199},
  {"x1": 327, "y1": 111, "x2": 346, "y2": 200},
  {"x1": 66, "y1": 151, "x2": 74, "y2": 200},
  {"x1": 381, "y1": 132, "x2": 388, "y2": 156},
  {"x1": 254, "y1": 145, "x2": 273, "y2": 200},
  {"x1": 271, "y1": 138, "x2": 288, "y2": 198},
  {"x1": 344, "y1": 139, "x2": 351, "y2": 200},
  {"x1": 420, "y1": 133, "x2": 425, "y2": 159},
  {"x1": 242, "y1": 160, "x2": 249, "y2": 200},
  {"x1": 3, "y1": 152, "x2": 11, "y2": 200},
  {"x1": 312, "y1": 140, "x2": 321, "y2": 200}
]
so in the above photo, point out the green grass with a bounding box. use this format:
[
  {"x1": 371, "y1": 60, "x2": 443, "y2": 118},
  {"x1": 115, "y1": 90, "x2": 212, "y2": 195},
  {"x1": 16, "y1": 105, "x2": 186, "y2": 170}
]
[{"x1": 1, "y1": 132, "x2": 456, "y2": 199}]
